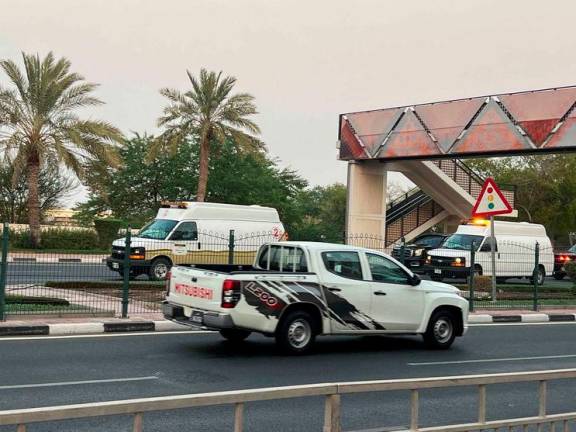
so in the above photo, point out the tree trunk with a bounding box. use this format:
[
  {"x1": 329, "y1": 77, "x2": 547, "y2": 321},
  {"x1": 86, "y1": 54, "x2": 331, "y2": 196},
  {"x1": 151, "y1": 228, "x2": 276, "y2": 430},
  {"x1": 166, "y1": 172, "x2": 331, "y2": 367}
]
[
  {"x1": 27, "y1": 155, "x2": 42, "y2": 247},
  {"x1": 196, "y1": 136, "x2": 210, "y2": 202}
]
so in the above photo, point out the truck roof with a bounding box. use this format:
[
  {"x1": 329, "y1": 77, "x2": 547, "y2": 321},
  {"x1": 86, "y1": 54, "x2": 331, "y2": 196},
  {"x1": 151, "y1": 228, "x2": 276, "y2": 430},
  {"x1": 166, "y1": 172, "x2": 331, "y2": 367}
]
[
  {"x1": 156, "y1": 202, "x2": 281, "y2": 223},
  {"x1": 457, "y1": 221, "x2": 548, "y2": 237},
  {"x1": 268, "y1": 241, "x2": 377, "y2": 252}
]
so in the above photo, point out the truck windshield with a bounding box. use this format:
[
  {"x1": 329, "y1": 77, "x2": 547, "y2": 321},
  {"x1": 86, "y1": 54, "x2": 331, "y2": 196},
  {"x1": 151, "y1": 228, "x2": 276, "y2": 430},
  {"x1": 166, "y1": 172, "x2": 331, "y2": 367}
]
[
  {"x1": 442, "y1": 234, "x2": 484, "y2": 251},
  {"x1": 138, "y1": 219, "x2": 178, "y2": 240}
]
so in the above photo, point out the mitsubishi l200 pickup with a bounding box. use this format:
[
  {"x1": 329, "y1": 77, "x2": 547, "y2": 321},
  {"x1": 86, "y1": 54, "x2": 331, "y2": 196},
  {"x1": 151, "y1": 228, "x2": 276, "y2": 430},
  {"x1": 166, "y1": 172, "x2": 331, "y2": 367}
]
[{"x1": 163, "y1": 242, "x2": 469, "y2": 354}]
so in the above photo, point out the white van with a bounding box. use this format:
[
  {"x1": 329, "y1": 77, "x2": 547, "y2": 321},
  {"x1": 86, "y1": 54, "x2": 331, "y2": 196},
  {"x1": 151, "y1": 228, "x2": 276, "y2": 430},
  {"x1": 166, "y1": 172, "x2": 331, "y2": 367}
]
[
  {"x1": 425, "y1": 220, "x2": 554, "y2": 285},
  {"x1": 106, "y1": 202, "x2": 286, "y2": 280}
]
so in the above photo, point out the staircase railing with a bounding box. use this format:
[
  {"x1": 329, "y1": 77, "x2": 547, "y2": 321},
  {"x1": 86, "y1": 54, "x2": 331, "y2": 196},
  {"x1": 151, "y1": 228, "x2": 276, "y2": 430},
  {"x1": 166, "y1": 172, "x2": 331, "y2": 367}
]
[{"x1": 382, "y1": 160, "x2": 517, "y2": 246}]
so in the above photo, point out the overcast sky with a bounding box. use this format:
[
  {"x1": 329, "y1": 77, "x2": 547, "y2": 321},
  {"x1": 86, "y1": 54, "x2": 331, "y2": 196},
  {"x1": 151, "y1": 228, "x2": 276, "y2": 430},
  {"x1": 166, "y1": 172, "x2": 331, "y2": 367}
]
[{"x1": 2, "y1": 0, "x2": 576, "y2": 204}]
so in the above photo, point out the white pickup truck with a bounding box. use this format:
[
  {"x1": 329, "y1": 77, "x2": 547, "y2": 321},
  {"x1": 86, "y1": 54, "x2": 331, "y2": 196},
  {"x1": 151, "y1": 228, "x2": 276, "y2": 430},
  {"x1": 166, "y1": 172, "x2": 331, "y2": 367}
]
[{"x1": 163, "y1": 242, "x2": 469, "y2": 353}]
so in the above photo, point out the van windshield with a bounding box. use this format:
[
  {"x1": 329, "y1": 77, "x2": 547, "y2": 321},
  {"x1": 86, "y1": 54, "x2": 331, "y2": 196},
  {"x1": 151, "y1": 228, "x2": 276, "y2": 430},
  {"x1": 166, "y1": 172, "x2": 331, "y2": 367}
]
[
  {"x1": 442, "y1": 234, "x2": 484, "y2": 251},
  {"x1": 138, "y1": 219, "x2": 178, "y2": 240}
]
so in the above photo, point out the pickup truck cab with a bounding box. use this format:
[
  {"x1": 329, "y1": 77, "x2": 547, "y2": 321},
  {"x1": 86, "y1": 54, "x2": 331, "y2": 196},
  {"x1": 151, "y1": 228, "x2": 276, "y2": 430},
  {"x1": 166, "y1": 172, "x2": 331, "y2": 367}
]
[{"x1": 163, "y1": 242, "x2": 469, "y2": 353}]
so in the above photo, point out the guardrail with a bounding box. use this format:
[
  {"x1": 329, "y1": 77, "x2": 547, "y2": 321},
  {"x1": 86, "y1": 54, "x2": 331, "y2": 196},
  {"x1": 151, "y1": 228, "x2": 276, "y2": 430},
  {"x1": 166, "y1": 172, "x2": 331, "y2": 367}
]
[{"x1": 1, "y1": 369, "x2": 576, "y2": 431}]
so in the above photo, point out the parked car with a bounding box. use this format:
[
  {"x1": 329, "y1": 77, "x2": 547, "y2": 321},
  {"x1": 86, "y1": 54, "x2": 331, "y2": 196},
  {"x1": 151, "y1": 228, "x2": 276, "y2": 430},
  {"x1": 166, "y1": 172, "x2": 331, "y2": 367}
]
[
  {"x1": 553, "y1": 245, "x2": 576, "y2": 280},
  {"x1": 106, "y1": 201, "x2": 285, "y2": 280},
  {"x1": 392, "y1": 233, "x2": 448, "y2": 273},
  {"x1": 425, "y1": 220, "x2": 554, "y2": 285},
  {"x1": 163, "y1": 241, "x2": 469, "y2": 354}
]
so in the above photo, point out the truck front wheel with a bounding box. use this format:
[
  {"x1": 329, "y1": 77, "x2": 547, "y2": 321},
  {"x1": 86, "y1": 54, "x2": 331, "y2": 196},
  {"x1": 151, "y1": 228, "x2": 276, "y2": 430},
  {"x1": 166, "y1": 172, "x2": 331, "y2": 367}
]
[
  {"x1": 423, "y1": 310, "x2": 456, "y2": 350},
  {"x1": 276, "y1": 311, "x2": 316, "y2": 354},
  {"x1": 219, "y1": 329, "x2": 251, "y2": 343},
  {"x1": 148, "y1": 258, "x2": 171, "y2": 281}
]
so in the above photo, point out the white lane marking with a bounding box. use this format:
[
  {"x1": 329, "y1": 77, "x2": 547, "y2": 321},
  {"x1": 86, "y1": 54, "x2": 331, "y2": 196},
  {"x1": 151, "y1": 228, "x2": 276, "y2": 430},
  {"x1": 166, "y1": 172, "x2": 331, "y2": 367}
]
[
  {"x1": 0, "y1": 376, "x2": 158, "y2": 390},
  {"x1": 0, "y1": 330, "x2": 213, "y2": 342},
  {"x1": 408, "y1": 354, "x2": 576, "y2": 366}
]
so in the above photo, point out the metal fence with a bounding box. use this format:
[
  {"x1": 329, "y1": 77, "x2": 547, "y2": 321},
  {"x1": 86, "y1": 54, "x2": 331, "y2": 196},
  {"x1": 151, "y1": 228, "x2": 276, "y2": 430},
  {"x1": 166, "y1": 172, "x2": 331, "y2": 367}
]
[
  {"x1": 0, "y1": 224, "x2": 278, "y2": 320},
  {"x1": 0, "y1": 222, "x2": 573, "y2": 319},
  {"x1": 1, "y1": 368, "x2": 575, "y2": 431}
]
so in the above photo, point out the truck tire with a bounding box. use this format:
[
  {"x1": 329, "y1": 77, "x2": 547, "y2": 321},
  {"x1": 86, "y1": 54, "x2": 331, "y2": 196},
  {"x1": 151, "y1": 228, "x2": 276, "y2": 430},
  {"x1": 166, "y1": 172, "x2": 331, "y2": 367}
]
[
  {"x1": 531, "y1": 266, "x2": 546, "y2": 286},
  {"x1": 553, "y1": 272, "x2": 565, "y2": 281},
  {"x1": 219, "y1": 329, "x2": 251, "y2": 343},
  {"x1": 423, "y1": 310, "x2": 456, "y2": 350},
  {"x1": 431, "y1": 275, "x2": 443, "y2": 282},
  {"x1": 276, "y1": 310, "x2": 316, "y2": 354},
  {"x1": 148, "y1": 258, "x2": 171, "y2": 281}
]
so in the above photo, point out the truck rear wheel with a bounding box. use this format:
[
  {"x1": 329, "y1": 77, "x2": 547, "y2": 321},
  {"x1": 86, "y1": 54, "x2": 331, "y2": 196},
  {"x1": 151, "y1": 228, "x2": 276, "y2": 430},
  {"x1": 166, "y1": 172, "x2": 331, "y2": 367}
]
[
  {"x1": 219, "y1": 329, "x2": 251, "y2": 343},
  {"x1": 423, "y1": 310, "x2": 456, "y2": 350},
  {"x1": 276, "y1": 310, "x2": 316, "y2": 354}
]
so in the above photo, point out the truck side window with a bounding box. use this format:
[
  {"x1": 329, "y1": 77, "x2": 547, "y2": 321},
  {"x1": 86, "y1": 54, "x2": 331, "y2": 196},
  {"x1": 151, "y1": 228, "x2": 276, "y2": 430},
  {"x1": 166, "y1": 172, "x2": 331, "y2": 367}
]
[
  {"x1": 169, "y1": 222, "x2": 198, "y2": 241},
  {"x1": 367, "y1": 253, "x2": 410, "y2": 284},
  {"x1": 321, "y1": 251, "x2": 363, "y2": 280},
  {"x1": 480, "y1": 238, "x2": 497, "y2": 252},
  {"x1": 258, "y1": 246, "x2": 308, "y2": 272}
]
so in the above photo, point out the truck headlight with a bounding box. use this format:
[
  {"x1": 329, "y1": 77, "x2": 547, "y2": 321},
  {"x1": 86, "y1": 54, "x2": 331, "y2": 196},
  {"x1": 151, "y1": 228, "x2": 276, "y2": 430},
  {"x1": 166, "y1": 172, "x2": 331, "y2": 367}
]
[
  {"x1": 129, "y1": 247, "x2": 146, "y2": 260},
  {"x1": 414, "y1": 248, "x2": 424, "y2": 257},
  {"x1": 452, "y1": 257, "x2": 465, "y2": 267}
]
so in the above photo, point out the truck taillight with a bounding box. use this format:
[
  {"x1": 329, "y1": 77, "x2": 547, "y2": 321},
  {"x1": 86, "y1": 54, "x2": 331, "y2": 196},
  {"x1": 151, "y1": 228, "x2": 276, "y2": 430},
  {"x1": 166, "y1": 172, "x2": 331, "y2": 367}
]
[
  {"x1": 221, "y1": 279, "x2": 241, "y2": 309},
  {"x1": 165, "y1": 271, "x2": 172, "y2": 295}
]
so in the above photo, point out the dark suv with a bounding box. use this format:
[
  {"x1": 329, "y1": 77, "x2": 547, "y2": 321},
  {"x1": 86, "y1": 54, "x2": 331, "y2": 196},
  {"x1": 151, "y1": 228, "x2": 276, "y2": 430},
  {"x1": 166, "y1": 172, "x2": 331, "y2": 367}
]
[{"x1": 392, "y1": 233, "x2": 448, "y2": 273}]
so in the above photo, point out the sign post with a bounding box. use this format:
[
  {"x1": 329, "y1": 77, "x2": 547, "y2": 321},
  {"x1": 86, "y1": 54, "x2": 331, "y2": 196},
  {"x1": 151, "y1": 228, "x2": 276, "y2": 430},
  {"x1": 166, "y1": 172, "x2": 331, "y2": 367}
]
[{"x1": 471, "y1": 178, "x2": 513, "y2": 302}]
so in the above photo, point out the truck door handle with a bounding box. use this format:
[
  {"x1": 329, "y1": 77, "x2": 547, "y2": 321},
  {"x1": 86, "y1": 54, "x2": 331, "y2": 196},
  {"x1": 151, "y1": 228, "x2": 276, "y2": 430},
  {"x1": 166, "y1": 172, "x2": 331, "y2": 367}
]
[
  {"x1": 198, "y1": 242, "x2": 201, "y2": 250},
  {"x1": 327, "y1": 287, "x2": 342, "y2": 292},
  {"x1": 374, "y1": 291, "x2": 387, "y2": 296}
]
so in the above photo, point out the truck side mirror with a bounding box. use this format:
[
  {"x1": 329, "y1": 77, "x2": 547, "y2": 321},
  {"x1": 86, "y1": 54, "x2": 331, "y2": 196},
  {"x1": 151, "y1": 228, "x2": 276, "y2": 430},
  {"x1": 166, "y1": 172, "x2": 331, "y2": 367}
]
[{"x1": 409, "y1": 274, "x2": 421, "y2": 286}]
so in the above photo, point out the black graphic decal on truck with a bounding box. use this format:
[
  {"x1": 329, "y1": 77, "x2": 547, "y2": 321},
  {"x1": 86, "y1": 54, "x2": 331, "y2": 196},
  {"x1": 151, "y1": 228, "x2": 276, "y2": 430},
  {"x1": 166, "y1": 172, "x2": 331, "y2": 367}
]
[{"x1": 241, "y1": 280, "x2": 384, "y2": 330}]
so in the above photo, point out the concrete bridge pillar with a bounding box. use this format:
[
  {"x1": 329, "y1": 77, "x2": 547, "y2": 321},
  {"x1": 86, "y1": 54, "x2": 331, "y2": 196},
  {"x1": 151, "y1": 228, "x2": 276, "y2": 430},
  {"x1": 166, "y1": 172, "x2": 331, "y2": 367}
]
[{"x1": 345, "y1": 161, "x2": 387, "y2": 238}]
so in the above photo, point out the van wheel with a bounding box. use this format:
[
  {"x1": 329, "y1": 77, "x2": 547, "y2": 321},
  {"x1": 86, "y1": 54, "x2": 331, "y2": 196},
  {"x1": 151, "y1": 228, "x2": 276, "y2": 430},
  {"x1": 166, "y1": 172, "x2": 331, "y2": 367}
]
[
  {"x1": 219, "y1": 329, "x2": 251, "y2": 343},
  {"x1": 276, "y1": 311, "x2": 316, "y2": 354},
  {"x1": 531, "y1": 266, "x2": 545, "y2": 286},
  {"x1": 149, "y1": 258, "x2": 171, "y2": 281},
  {"x1": 423, "y1": 310, "x2": 456, "y2": 350}
]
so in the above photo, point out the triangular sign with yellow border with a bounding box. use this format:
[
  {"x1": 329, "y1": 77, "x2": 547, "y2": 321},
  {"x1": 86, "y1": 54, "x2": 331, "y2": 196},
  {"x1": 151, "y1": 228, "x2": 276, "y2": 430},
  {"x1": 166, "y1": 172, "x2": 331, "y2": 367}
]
[{"x1": 471, "y1": 178, "x2": 513, "y2": 217}]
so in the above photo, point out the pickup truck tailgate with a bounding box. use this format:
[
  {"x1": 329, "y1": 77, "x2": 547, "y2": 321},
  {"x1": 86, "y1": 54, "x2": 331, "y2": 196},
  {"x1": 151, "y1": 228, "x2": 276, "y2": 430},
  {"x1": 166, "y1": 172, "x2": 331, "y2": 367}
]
[{"x1": 168, "y1": 266, "x2": 226, "y2": 312}]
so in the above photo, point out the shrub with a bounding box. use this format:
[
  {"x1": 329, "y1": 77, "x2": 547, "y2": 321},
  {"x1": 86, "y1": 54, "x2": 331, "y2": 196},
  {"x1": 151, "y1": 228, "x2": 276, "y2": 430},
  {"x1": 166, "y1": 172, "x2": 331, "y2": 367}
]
[
  {"x1": 93, "y1": 218, "x2": 124, "y2": 248},
  {"x1": 9, "y1": 227, "x2": 100, "y2": 250}
]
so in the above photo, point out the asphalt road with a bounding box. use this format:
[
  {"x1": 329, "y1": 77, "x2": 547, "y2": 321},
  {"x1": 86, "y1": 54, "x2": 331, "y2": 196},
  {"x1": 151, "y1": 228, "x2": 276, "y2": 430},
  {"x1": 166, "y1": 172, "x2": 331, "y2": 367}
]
[
  {"x1": 7, "y1": 262, "x2": 121, "y2": 285},
  {"x1": 1, "y1": 324, "x2": 576, "y2": 431}
]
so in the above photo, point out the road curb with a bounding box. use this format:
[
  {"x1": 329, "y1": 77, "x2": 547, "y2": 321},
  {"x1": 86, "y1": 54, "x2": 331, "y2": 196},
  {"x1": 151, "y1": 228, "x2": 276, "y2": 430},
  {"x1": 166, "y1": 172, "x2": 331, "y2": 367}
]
[
  {"x1": 0, "y1": 320, "x2": 191, "y2": 337},
  {"x1": 469, "y1": 313, "x2": 576, "y2": 324}
]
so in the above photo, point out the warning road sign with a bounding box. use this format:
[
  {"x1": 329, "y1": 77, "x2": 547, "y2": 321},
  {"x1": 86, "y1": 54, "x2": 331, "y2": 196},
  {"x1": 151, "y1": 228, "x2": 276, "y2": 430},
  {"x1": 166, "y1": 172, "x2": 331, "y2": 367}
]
[{"x1": 471, "y1": 178, "x2": 513, "y2": 217}]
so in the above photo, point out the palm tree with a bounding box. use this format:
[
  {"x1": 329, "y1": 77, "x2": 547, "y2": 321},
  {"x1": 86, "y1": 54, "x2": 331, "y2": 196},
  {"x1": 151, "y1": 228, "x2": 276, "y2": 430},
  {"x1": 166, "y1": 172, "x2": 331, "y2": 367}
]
[
  {"x1": 0, "y1": 52, "x2": 123, "y2": 247},
  {"x1": 152, "y1": 68, "x2": 261, "y2": 202}
]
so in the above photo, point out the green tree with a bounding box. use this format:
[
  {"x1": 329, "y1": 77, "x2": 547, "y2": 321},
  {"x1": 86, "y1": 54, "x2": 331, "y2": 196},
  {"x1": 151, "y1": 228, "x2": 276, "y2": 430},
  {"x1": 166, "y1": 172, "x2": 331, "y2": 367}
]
[
  {"x1": 0, "y1": 158, "x2": 76, "y2": 223},
  {"x1": 467, "y1": 155, "x2": 576, "y2": 244},
  {"x1": 289, "y1": 184, "x2": 347, "y2": 242},
  {"x1": 151, "y1": 68, "x2": 261, "y2": 202},
  {"x1": 77, "y1": 135, "x2": 307, "y2": 229},
  {"x1": 0, "y1": 52, "x2": 123, "y2": 246}
]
